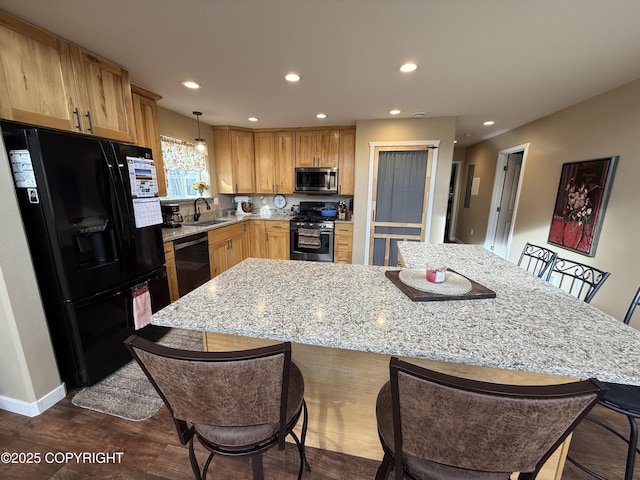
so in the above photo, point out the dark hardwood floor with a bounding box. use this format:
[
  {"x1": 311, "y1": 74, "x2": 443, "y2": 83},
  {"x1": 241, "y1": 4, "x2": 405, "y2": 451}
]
[{"x1": 0, "y1": 391, "x2": 635, "y2": 479}]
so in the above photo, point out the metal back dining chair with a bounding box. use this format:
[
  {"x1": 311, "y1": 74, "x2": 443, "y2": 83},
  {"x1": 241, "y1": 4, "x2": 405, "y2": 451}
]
[
  {"x1": 545, "y1": 256, "x2": 610, "y2": 303},
  {"x1": 567, "y1": 285, "x2": 640, "y2": 480},
  {"x1": 125, "y1": 336, "x2": 310, "y2": 480},
  {"x1": 375, "y1": 357, "x2": 605, "y2": 480},
  {"x1": 517, "y1": 242, "x2": 557, "y2": 278}
]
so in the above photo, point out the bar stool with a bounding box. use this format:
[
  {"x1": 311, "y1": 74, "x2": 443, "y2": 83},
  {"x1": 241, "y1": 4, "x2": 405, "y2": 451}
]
[
  {"x1": 567, "y1": 286, "x2": 640, "y2": 480},
  {"x1": 125, "y1": 336, "x2": 310, "y2": 480},
  {"x1": 375, "y1": 357, "x2": 605, "y2": 480}
]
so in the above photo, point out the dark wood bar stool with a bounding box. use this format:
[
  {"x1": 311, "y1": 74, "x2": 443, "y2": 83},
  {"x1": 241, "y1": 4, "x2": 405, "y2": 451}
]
[
  {"x1": 125, "y1": 336, "x2": 310, "y2": 480},
  {"x1": 375, "y1": 357, "x2": 605, "y2": 480}
]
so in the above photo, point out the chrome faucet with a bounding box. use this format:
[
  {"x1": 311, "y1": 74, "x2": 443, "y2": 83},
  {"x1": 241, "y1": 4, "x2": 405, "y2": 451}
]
[{"x1": 193, "y1": 197, "x2": 211, "y2": 221}]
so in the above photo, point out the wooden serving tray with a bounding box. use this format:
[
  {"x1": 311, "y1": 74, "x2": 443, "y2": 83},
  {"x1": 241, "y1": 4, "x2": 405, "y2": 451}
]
[{"x1": 385, "y1": 269, "x2": 496, "y2": 302}]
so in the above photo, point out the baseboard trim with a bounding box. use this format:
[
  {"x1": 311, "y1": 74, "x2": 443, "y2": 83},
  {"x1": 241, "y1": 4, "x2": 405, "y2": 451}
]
[{"x1": 0, "y1": 383, "x2": 66, "y2": 417}]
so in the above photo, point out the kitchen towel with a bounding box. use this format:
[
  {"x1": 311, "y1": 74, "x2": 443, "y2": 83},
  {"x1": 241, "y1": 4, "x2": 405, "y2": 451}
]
[
  {"x1": 132, "y1": 282, "x2": 151, "y2": 330},
  {"x1": 298, "y1": 228, "x2": 321, "y2": 248}
]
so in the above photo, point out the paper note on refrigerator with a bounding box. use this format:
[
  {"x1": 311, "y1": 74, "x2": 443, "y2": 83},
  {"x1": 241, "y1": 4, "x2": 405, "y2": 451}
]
[
  {"x1": 9, "y1": 150, "x2": 37, "y2": 188},
  {"x1": 126, "y1": 156, "x2": 162, "y2": 228}
]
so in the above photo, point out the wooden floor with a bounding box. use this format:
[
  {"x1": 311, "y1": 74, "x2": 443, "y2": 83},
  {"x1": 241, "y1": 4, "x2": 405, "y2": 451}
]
[{"x1": 0, "y1": 391, "x2": 635, "y2": 479}]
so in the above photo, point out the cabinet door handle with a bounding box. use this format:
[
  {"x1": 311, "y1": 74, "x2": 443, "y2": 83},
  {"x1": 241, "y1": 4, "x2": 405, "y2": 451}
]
[
  {"x1": 85, "y1": 111, "x2": 93, "y2": 133},
  {"x1": 73, "y1": 108, "x2": 82, "y2": 132}
]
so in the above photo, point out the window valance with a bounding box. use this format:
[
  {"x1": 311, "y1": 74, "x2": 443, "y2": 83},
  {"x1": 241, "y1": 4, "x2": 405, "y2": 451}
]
[{"x1": 160, "y1": 135, "x2": 206, "y2": 172}]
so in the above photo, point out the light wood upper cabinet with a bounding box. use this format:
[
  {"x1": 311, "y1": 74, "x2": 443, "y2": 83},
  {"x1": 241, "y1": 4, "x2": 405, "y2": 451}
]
[
  {"x1": 295, "y1": 129, "x2": 339, "y2": 167},
  {"x1": 213, "y1": 126, "x2": 255, "y2": 194},
  {"x1": 254, "y1": 132, "x2": 275, "y2": 193},
  {"x1": 254, "y1": 131, "x2": 295, "y2": 194},
  {"x1": 131, "y1": 85, "x2": 166, "y2": 197},
  {"x1": 338, "y1": 128, "x2": 356, "y2": 195},
  {"x1": 0, "y1": 11, "x2": 135, "y2": 142},
  {"x1": 0, "y1": 11, "x2": 78, "y2": 131},
  {"x1": 68, "y1": 44, "x2": 135, "y2": 142}
]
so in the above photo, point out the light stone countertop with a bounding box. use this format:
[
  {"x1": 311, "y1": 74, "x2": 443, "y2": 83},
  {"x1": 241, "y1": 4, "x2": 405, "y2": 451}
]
[
  {"x1": 161, "y1": 213, "x2": 294, "y2": 242},
  {"x1": 161, "y1": 213, "x2": 353, "y2": 242},
  {"x1": 151, "y1": 243, "x2": 640, "y2": 385}
]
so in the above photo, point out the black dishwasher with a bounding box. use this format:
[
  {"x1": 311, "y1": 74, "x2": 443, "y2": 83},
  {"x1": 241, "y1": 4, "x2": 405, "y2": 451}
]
[{"x1": 174, "y1": 232, "x2": 210, "y2": 297}]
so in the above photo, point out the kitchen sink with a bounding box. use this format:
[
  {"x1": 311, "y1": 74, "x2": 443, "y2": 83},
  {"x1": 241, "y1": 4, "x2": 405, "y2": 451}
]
[{"x1": 185, "y1": 219, "x2": 231, "y2": 227}]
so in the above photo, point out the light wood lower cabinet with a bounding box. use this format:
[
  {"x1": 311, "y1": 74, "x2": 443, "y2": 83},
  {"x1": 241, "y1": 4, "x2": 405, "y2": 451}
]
[
  {"x1": 208, "y1": 223, "x2": 247, "y2": 278},
  {"x1": 334, "y1": 223, "x2": 353, "y2": 264},
  {"x1": 248, "y1": 220, "x2": 267, "y2": 258},
  {"x1": 248, "y1": 220, "x2": 290, "y2": 259},
  {"x1": 163, "y1": 241, "x2": 179, "y2": 302},
  {"x1": 266, "y1": 221, "x2": 290, "y2": 259}
]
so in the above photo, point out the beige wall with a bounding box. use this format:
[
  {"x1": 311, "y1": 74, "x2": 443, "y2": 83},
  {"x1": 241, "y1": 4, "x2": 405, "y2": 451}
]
[
  {"x1": 352, "y1": 117, "x2": 456, "y2": 264},
  {"x1": 456, "y1": 79, "x2": 640, "y2": 326},
  {"x1": 0, "y1": 138, "x2": 61, "y2": 403}
]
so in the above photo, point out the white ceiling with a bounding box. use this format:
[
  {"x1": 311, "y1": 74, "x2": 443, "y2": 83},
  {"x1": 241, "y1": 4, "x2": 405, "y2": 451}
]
[{"x1": 2, "y1": 0, "x2": 640, "y2": 147}]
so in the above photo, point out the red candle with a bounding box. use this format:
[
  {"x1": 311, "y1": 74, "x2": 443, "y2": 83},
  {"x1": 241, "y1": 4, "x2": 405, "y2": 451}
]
[{"x1": 426, "y1": 265, "x2": 446, "y2": 283}]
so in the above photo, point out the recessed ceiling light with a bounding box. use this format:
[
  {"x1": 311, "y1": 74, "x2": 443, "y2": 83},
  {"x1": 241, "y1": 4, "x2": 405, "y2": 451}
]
[
  {"x1": 389, "y1": 109, "x2": 401, "y2": 115},
  {"x1": 483, "y1": 120, "x2": 495, "y2": 126},
  {"x1": 399, "y1": 62, "x2": 418, "y2": 73},
  {"x1": 285, "y1": 73, "x2": 301, "y2": 82},
  {"x1": 248, "y1": 117, "x2": 259, "y2": 122},
  {"x1": 464, "y1": 133, "x2": 473, "y2": 137},
  {"x1": 316, "y1": 113, "x2": 327, "y2": 119},
  {"x1": 453, "y1": 140, "x2": 458, "y2": 144},
  {"x1": 411, "y1": 111, "x2": 427, "y2": 117},
  {"x1": 181, "y1": 81, "x2": 200, "y2": 89}
]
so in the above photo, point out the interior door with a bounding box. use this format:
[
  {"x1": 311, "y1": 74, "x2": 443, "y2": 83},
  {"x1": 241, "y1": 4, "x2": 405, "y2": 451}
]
[
  {"x1": 369, "y1": 147, "x2": 432, "y2": 266},
  {"x1": 491, "y1": 152, "x2": 522, "y2": 258}
]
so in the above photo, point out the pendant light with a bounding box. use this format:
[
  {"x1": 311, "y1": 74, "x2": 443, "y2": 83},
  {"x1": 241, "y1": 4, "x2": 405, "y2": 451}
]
[{"x1": 192, "y1": 111, "x2": 208, "y2": 155}]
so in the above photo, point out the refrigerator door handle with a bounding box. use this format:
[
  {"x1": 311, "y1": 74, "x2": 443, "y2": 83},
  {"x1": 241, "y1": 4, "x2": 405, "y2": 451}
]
[
  {"x1": 99, "y1": 142, "x2": 132, "y2": 261},
  {"x1": 109, "y1": 143, "x2": 137, "y2": 241}
]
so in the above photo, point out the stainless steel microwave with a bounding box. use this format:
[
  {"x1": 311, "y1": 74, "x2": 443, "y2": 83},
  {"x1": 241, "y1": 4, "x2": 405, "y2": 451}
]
[{"x1": 294, "y1": 167, "x2": 338, "y2": 194}]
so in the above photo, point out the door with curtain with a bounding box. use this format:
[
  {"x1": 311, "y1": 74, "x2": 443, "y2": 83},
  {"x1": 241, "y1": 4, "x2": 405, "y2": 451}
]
[{"x1": 369, "y1": 147, "x2": 432, "y2": 266}]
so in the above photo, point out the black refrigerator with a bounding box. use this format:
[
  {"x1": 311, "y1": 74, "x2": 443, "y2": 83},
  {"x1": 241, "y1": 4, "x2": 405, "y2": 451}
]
[{"x1": 1, "y1": 121, "x2": 170, "y2": 387}]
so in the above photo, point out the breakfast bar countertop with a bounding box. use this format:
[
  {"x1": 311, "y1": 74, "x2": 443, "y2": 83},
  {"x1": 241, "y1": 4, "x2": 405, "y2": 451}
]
[{"x1": 151, "y1": 243, "x2": 640, "y2": 386}]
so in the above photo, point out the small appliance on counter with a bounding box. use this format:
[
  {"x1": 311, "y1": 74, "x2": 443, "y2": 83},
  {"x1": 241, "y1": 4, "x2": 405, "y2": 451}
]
[
  {"x1": 234, "y1": 196, "x2": 253, "y2": 217},
  {"x1": 162, "y1": 203, "x2": 183, "y2": 228}
]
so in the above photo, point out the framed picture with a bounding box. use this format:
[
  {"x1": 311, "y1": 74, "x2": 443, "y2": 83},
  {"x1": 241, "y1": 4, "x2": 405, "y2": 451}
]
[{"x1": 548, "y1": 156, "x2": 618, "y2": 256}]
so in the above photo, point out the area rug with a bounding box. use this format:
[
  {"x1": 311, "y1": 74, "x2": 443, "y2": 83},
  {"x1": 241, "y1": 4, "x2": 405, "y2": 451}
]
[{"x1": 71, "y1": 328, "x2": 202, "y2": 421}]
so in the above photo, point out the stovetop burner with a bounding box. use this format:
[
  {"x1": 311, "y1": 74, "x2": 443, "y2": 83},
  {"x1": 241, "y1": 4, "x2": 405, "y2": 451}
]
[{"x1": 291, "y1": 201, "x2": 339, "y2": 224}]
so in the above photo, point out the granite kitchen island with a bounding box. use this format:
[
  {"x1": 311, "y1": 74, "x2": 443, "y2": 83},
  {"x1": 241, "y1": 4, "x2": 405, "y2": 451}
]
[{"x1": 152, "y1": 243, "x2": 640, "y2": 479}]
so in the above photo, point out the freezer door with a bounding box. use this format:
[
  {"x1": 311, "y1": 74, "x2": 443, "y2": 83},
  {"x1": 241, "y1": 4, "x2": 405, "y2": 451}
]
[
  {"x1": 62, "y1": 268, "x2": 170, "y2": 387},
  {"x1": 108, "y1": 142, "x2": 165, "y2": 277},
  {"x1": 4, "y1": 126, "x2": 130, "y2": 301}
]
